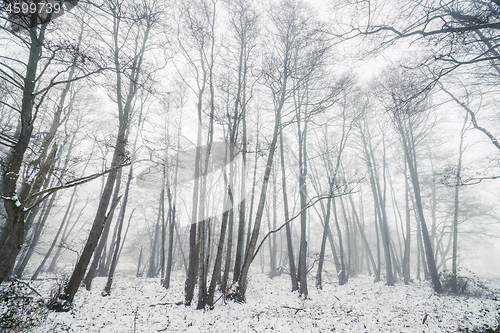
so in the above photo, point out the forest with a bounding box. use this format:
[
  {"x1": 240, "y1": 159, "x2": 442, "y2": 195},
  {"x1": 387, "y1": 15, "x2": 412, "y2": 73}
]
[{"x1": 1, "y1": 0, "x2": 500, "y2": 332}]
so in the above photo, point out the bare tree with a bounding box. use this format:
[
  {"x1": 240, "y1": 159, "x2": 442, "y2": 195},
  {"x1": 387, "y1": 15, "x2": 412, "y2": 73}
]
[
  {"x1": 59, "y1": 0, "x2": 163, "y2": 306},
  {"x1": 236, "y1": 0, "x2": 337, "y2": 301},
  {"x1": 0, "y1": 2, "x2": 103, "y2": 283},
  {"x1": 381, "y1": 69, "x2": 442, "y2": 293},
  {"x1": 346, "y1": 0, "x2": 500, "y2": 157},
  {"x1": 357, "y1": 106, "x2": 394, "y2": 286},
  {"x1": 224, "y1": 0, "x2": 259, "y2": 287},
  {"x1": 314, "y1": 91, "x2": 356, "y2": 288}
]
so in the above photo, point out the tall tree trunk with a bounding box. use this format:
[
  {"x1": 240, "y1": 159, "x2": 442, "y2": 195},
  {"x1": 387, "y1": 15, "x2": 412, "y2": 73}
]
[
  {"x1": 11, "y1": 21, "x2": 83, "y2": 279},
  {"x1": 452, "y1": 113, "x2": 467, "y2": 293},
  {"x1": 184, "y1": 56, "x2": 205, "y2": 307},
  {"x1": 236, "y1": 78, "x2": 284, "y2": 301},
  {"x1": 279, "y1": 129, "x2": 299, "y2": 291},
  {"x1": 361, "y1": 127, "x2": 394, "y2": 286},
  {"x1": 60, "y1": 2, "x2": 152, "y2": 302},
  {"x1": 196, "y1": 3, "x2": 217, "y2": 308},
  {"x1": 164, "y1": 113, "x2": 181, "y2": 288},
  {"x1": 0, "y1": 22, "x2": 48, "y2": 283},
  {"x1": 297, "y1": 115, "x2": 308, "y2": 297},
  {"x1": 402, "y1": 156, "x2": 411, "y2": 284},
  {"x1": 398, "y1": 117, "x2": 441, "y2": 293},
  {"x1": 222, "y1": 135, "x2": 236, "y2": 293},
  {"x1": 231, "y1": 0, "x2": 252, "y2": 281}
]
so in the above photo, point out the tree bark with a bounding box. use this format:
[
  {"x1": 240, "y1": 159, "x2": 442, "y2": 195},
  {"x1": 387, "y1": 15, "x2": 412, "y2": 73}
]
[
  {"x1": 397, "y1": 114, "x2": 442, "y2": 293},
  {"x1": 84, "y1": 167, "x2": 122, "y2": 289},
  {"x1": 0, "y1": 22, "x2": 47, "y2": 283}
]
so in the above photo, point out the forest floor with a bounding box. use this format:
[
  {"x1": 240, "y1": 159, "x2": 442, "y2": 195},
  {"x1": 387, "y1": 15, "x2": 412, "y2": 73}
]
[{"x1": 8, "y1": 270, "x2": 500, "y2": 332}]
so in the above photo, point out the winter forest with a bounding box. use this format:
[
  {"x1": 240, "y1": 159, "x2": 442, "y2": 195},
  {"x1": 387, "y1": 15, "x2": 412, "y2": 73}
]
[{"x1": 1, "y1": 0, "x2": 500, "y2": 332}]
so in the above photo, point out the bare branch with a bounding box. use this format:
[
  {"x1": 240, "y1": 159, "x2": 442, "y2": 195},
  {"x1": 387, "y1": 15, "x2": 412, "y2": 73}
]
[
  {"x1": 23, "y1": 160, "x2": 131, "y2": 212},
  {"x1": 251, "y1": 190, "x2": 355, "y2": 263},
  {"x1": 438, "y1": 82, "x2": 500, "y2": 151}
]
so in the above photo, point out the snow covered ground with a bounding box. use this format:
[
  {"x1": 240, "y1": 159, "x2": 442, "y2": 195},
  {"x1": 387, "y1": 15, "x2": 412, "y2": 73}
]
[{"x1": 22, "y1": 272, "x2": 500, "y2": 332}]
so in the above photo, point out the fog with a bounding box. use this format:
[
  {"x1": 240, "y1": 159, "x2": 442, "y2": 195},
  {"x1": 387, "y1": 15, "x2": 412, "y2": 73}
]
[{"x1": 0, "y1": 0, "x2": 499, "y2": 331}]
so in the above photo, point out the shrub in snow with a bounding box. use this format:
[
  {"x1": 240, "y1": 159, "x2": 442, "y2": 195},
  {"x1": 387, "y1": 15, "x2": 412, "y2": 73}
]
[
  {"x1": 440, "y1": 268, "x2": 499, "y2": 298},
  {"x1": 0, "y1": 278, "x2": 47, "y2": 332}
]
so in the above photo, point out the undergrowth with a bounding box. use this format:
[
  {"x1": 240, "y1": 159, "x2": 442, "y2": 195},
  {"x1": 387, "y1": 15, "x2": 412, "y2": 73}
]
[
  {"x1": 440, "y1": 268, "x2": 500, "y2": 298},
  {"x1": 0, "y1": 278, "x2": 47, "y2": 333}
]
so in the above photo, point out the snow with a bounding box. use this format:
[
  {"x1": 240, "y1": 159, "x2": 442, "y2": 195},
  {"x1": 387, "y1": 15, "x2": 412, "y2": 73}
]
[
  {"x1": 0, "y1": 194, "x2": 21, "y2": 207},
  {"x1": 29, "y1": 272, "x2": 499, "y2": 333}
]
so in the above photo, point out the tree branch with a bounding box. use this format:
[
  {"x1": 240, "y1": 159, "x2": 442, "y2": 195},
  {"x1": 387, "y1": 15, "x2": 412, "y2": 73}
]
[
  {"x1": 251, "y1": 190, "x2": 355, "y2": 263},
  {"x1": 23, "y1": 160, "x2": 131, "y2": 212},
  {"x1": 438, "y1": 82, "x2": 500, "y2": 151}
]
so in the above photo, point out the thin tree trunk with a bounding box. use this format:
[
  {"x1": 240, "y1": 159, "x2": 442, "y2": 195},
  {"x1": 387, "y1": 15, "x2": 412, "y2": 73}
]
[
  {"x1": 452, "y1": 113, "x2": 467, "y2": 293},
  {"x1": 349, "y1": 195, "x2": 377, "y2": 280},
  {"x1": 279, "y1": 129, "x2": 298, "y2": 291},
  {"x1": 297, "y1": 118, "x2": 308, "y2": 296},
  {"x1": 402, "y1": 156, "x2": 411, "y2": 284},
  {"x1": 245, "y1": 130, "x2": 259, "y2": 252},
  {"x1": 332, "y1": 197, "x2": 347, "y2": 285},
  {"x1": 103, "y1": 199, "x2": 135, "y2": 296},
  {"x1": 184, "y1": 69, "x2": 205, "y2": 307},
  {"x1": 207, "y1": 187, "x2": 232, "y2": 306},
  {"x1": 136, "y1": 246, "x2": 143, "y2": 277},
  {"x1": 147, "y1": 192, "x2": 163, "y2": 278},
  {"x1": 236, "y1": 80, "x2": 284, "y2": 301},
  {"x1": 265, "y1": 199, "x2": 276, "y2": 278},
  {"x1": 316, "y1": 181, "x2": 333, "y2": 289},
  {"x1": 84, "y1": 167, "x2": 122, "y2": 289},
  {"x1": 362, "y1": 128, "x2": 394, "y2": 286},
  {"x1": 340, "y1": 195, "x2": 352, "y2": 280},
  {"x1": 398, "y1": 117, "x2": 441, "y2": 292}
]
